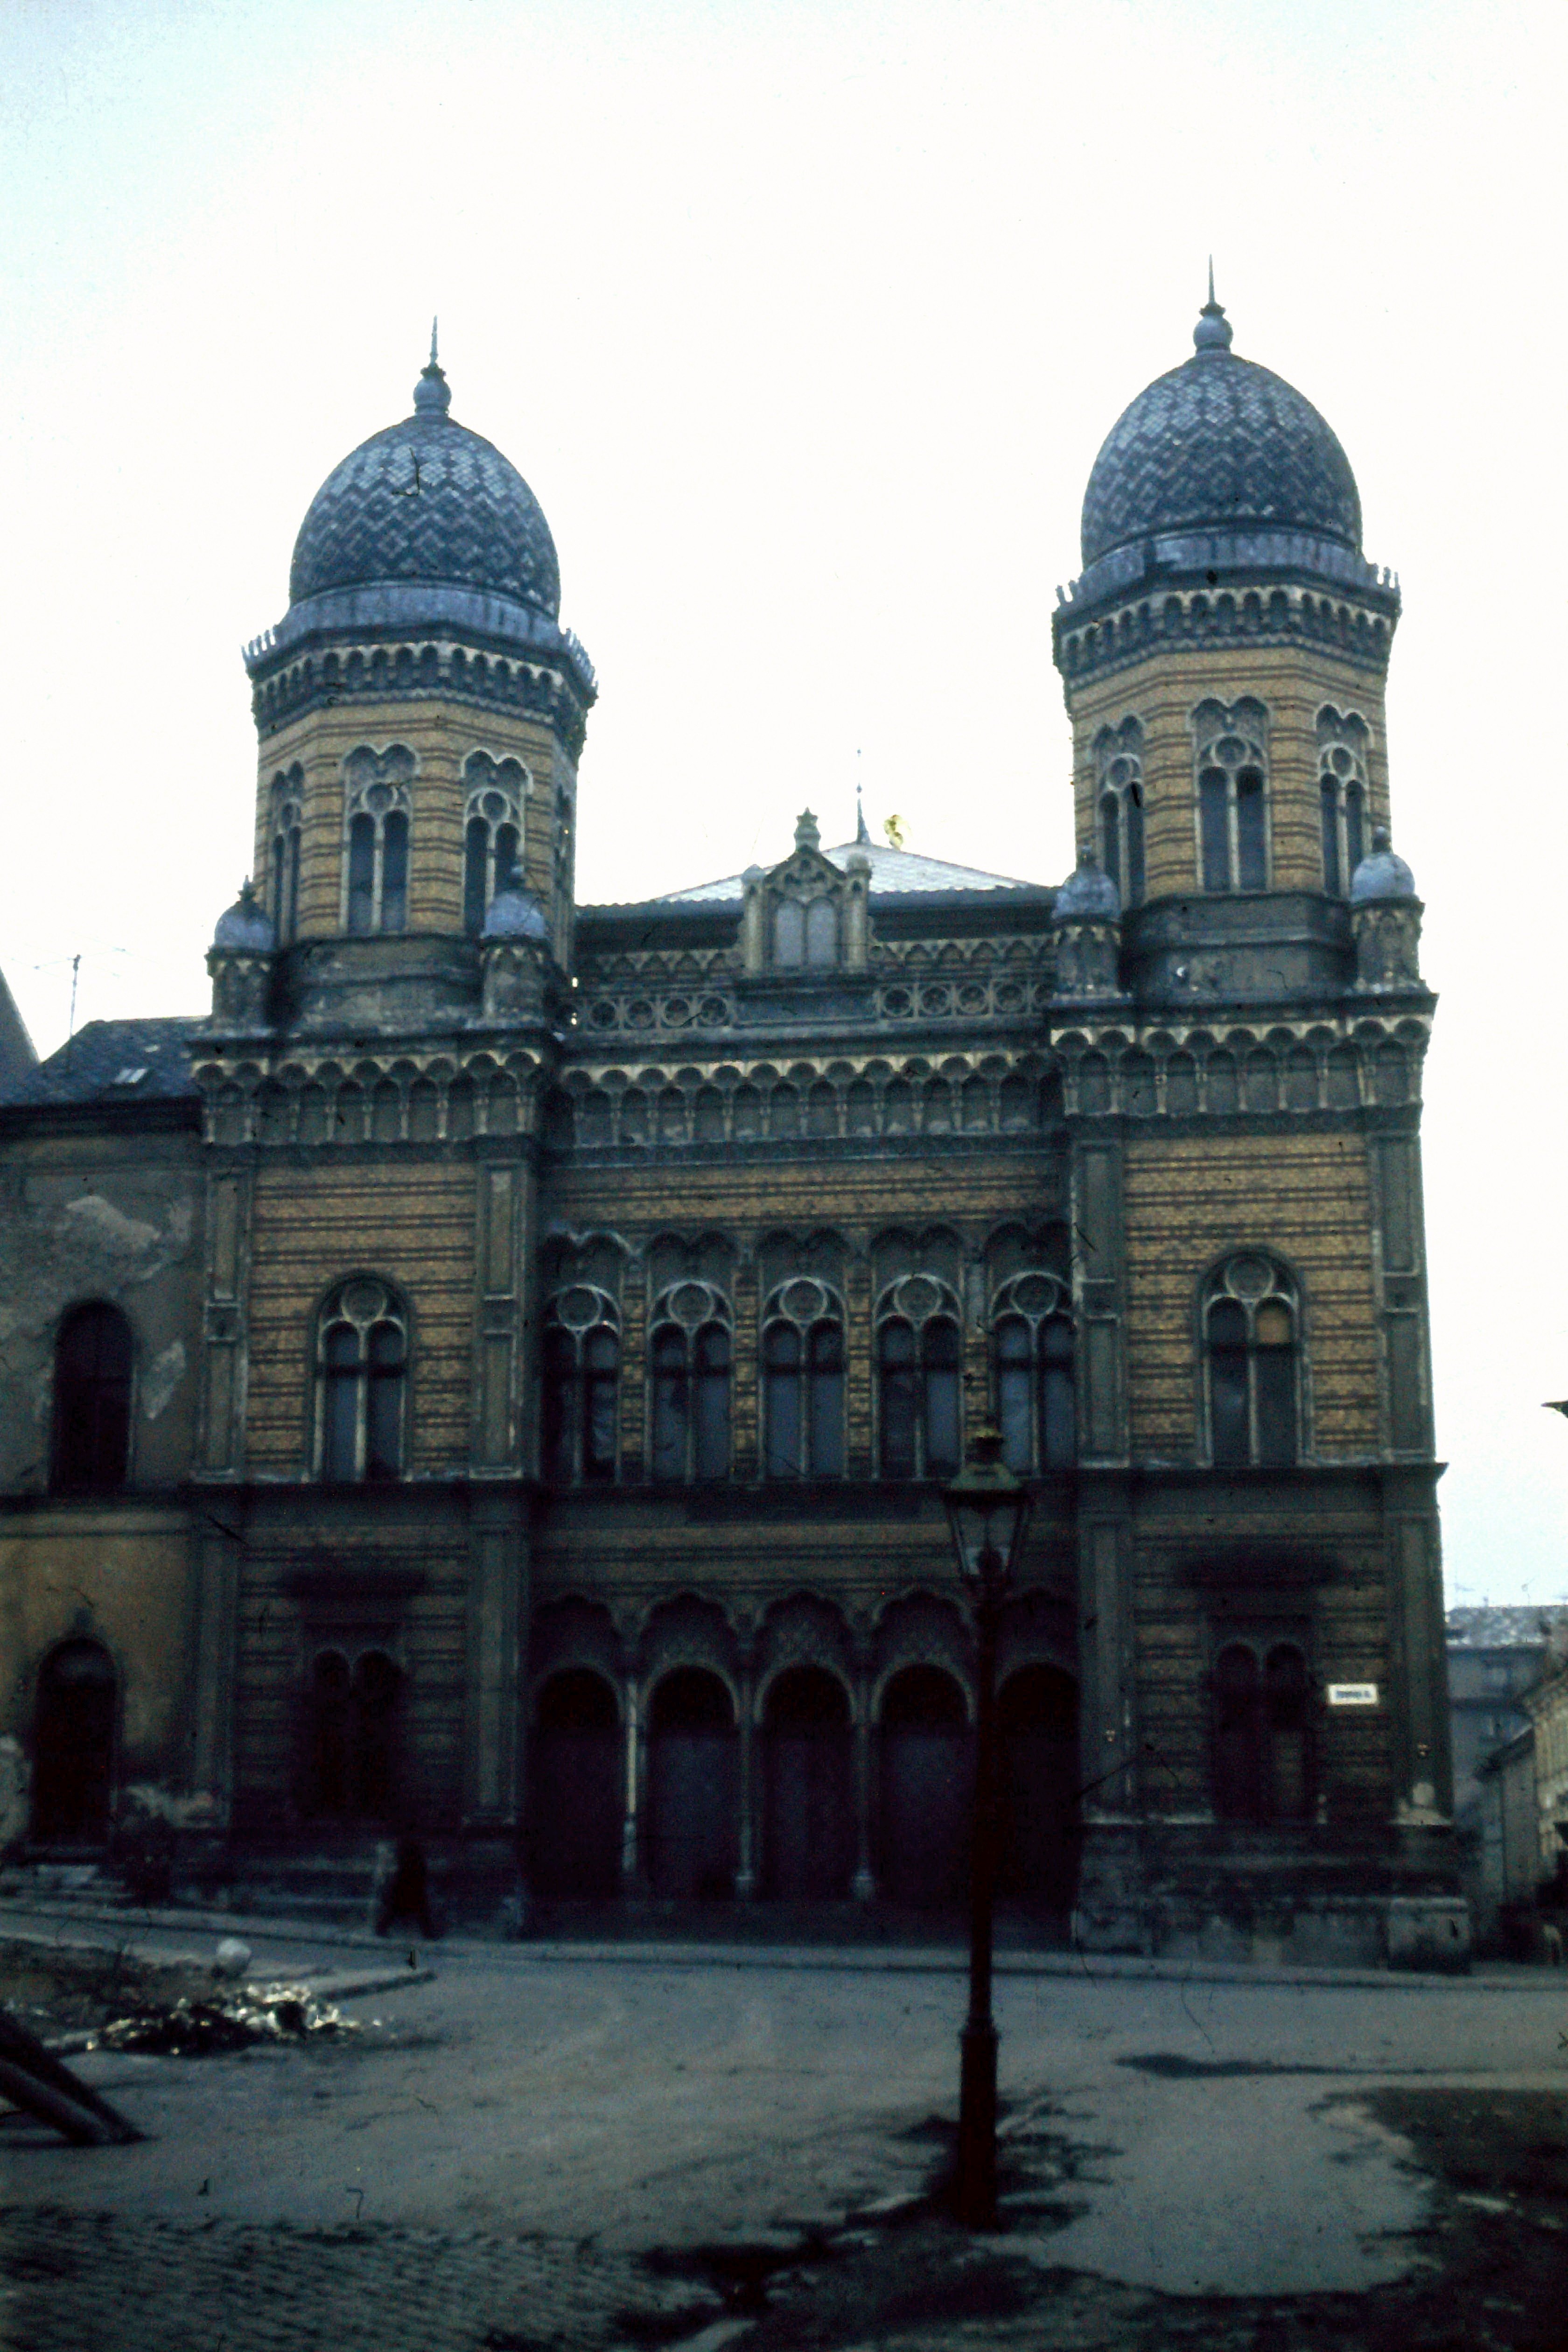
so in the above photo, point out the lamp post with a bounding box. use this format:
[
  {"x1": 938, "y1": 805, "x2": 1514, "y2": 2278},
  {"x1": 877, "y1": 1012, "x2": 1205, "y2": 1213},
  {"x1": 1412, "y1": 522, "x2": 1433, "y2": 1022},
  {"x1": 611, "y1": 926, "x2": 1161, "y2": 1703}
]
[{"x1": 943, "y1": 1417, "x2": 1031, "y2": 2229}]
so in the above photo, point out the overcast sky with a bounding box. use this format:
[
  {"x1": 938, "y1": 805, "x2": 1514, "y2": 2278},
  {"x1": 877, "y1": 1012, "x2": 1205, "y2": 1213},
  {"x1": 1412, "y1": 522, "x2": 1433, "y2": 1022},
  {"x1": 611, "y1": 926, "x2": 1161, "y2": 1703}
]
[{"x1": 2, "y1": 0, "x2": 1564, "y2": 1609}]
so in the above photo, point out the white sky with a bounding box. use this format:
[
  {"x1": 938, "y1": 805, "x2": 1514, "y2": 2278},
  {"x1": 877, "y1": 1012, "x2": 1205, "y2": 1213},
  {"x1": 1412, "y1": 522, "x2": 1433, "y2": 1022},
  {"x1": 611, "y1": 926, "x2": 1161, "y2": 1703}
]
[{"x1": 1, "y1": 0, "x2": 1564, "y2": 1607}]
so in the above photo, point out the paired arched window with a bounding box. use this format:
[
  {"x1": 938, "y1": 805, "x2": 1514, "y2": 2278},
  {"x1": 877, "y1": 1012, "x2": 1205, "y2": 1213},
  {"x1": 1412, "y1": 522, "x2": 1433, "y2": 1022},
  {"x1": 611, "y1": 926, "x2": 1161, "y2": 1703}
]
[
  {"x1": 303, "y1": 1647, "x2": 403, "y2": 1820},
  {"x1": 762, "y1": 1278, "x2": 846, "y2": 1477},
  {"x1": 318, "y1": 1278, "x2": 407, "y2": 1482},
  {"x1": 1194, "y1": 700, "x2": 1268, "y2": 893},
  {"x1": 650, "y1": 1283, "x2": 732, "y2": 1481},
  {"x1": 342, "y1": 745, "x2": 413, "y2": 936},
  {"x1": 1203, "y1": 1254, "x2": 1299, "y2": 1467},
  {"x1": 1095, "y1": 721, "x2": 1145, "y2": 909},
  {"x1": 542, "y1": 1287, "x2": 620, "y2": 1484},
  {"x1": 462, "y1": 752, "x2": 526, "y2": 935},
  {"x1": 1213, "y1": 1640, "x2": 1311, "y2": 1822},
  {"x1": 51, "y1": 1302, "x2": 133, "y2": 1495},
  {"x1": 270, "y1": 764, "x2": 303, "y2": 944},
  {"x1": 877, "y1": 1275, "x2": 962, "y2": 1479},
  {"x1": 1317, "y1": 711, "x2": 1371, "y2": 895},
  {"x1": 773, "y1": 894, "x2": 840, "y2": 968},
  {"x1": 992, "y1": 1273, "x2": 1075, "y2": 1472}
]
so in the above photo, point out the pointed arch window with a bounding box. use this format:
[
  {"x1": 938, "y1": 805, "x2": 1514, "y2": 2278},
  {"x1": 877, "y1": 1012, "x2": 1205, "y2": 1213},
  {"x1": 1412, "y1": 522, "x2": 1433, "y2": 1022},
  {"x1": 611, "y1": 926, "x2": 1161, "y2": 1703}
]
[
  {"x1": 992, "y1": 1272, "x2": 1075, "y2": 1472},
  {"x1": 270, "y1": 765, "x2": 304, "y2": 944},
  {"x1": 462, "y1": 752, "x2": 528, "y2": 935},
  {"x1": 51, "y1": 1302, "x2": 133, "y2": 1495},
  {"x1": 542, "y1": 1287, "x2": 620, "y2": 1484},
  {"x1": 876, "y1": 1274, "x2": 962, "y2": 1480},
  {"x1": 649, "y1": 1283, "x2": 733, "y2": 1481},
  {"x1": 1316, "y1": 711, "x2": 1371, "y2": 896},
  {"x1": 1194, "y1": 702, "x2": 1269, "y2": 893},
  {"x1": 342, "y1": 746, "x2": 414, "y2": 935},
  {"x1": 317, "y1": 1279, "x2": 407, "y2": 1482},
  {"x1": 1095, "y1": 721, "x2": 1146, "y2": 909},
  {"x1": 762, "y1": 1279, "x2": 845, "y2": 1477},
  {"x1": 1203, "y1": 1254, "x2": 1299, "y2": 1467}
]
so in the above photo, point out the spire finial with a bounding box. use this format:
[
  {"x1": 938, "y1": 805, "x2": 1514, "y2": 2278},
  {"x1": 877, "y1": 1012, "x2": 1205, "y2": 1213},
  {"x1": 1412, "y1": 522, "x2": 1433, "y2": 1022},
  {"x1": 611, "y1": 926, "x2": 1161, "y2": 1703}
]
[
  {"x1": 1207, "y1": 255, "x2": 1215, "y2": 308},
  {"x1": 430, "y1": 315, "x2": 439, "y2": 368},
  {"x1": 1194, "y1": 262, "x2": 1233, "y2": 356},
  {"x1": 855, "y1": 754, "x2": 870, "y2": 846},
  {"x1": 414, "y1": 318, "x2": 451, "y2": 417}
]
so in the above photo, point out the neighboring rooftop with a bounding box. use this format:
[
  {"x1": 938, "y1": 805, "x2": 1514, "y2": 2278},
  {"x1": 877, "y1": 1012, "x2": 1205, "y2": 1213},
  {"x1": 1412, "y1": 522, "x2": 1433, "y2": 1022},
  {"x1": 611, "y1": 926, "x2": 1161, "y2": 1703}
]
[
  {"x1": 0, "y1": 969, "x2": 36, "y2": 1091},
  {"x1": 646, "y1": 838, "x2": 1048, "y2": 910},
  {"x1": 1446, "y1": 1606, "x2": 1564, "y2": 1649},
  {"x1": 0, "y1": 1018, "x2": 201, "y2": 1111}
]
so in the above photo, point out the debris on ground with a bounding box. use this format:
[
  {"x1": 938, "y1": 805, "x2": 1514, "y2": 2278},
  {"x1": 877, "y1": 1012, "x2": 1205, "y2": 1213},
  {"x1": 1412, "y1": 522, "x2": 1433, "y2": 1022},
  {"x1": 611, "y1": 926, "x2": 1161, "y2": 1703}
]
[
  {"x1": 0, "y1": 2007, "x2": 142, "y2": 2144},
  {"x1": 91, "y1": 1981, "x2": 357, "y2": 2057}
]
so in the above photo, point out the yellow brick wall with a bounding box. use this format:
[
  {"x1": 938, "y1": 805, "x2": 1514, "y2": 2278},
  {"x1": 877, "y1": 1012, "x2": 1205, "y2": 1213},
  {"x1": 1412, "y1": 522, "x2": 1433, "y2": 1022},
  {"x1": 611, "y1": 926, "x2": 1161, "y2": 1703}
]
[
  {"x1": 245, "y1": 1159, "x2": 478, "y2": 1474},
  {"x1": 253, "y1": 700, "x2": 567, "y2": 941},
  {"x1": 1066, "y1": 644, "x2": 1390, "y2": 898},
  {"x1": 1123, "y1": 1129, "x2": 1379, "y2": 1459}
]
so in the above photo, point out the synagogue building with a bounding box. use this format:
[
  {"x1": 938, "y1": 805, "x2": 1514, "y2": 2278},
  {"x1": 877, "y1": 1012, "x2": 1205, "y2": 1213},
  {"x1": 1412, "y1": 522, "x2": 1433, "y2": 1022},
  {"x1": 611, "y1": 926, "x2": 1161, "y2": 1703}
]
[{"x1": 0, "y1": 293, "x2": 1463, "y2": 1964}]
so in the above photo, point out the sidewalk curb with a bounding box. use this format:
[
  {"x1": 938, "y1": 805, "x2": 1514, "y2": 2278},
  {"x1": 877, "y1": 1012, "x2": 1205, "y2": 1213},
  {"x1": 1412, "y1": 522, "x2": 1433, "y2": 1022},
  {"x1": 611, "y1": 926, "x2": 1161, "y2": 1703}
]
[{"x1": 4, "y1": 1898, "x2": 1563, "y2": 1995}]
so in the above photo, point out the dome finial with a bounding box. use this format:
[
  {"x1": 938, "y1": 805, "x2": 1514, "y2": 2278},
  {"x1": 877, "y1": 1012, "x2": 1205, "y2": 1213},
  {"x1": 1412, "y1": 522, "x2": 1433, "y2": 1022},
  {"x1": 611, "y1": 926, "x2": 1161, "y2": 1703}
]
[
  {"x1": 414, "y1": 318, "x2": 452, "y2": 417},
  {"x1": 1194, "y1": 261, "x2": 1233, "y2": 355}
]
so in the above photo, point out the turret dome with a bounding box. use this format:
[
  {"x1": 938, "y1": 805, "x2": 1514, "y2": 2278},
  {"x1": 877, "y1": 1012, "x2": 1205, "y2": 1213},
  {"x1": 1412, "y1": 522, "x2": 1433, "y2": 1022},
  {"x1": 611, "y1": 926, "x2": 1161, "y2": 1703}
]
[
  {"x1": 288, "y1": 347, "x2": 560, "y2": 619},
  {"x1": 1080, "y1": 292, "x2": 1362, "y2": 571},
  {"x1": 1054, "y1": 841, "x2": 1121, "y2": 923},
  {"x1": 1350, "y1": 826, "x2": 1417, "y2": 904}
]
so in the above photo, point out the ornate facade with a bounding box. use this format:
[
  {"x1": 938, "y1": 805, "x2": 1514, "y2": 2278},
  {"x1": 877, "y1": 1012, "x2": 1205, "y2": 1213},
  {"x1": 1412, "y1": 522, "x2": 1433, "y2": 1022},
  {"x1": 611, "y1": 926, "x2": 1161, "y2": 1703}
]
[{"x1": 0, "y1": 298, "x2": 1463, "y2": 1964}]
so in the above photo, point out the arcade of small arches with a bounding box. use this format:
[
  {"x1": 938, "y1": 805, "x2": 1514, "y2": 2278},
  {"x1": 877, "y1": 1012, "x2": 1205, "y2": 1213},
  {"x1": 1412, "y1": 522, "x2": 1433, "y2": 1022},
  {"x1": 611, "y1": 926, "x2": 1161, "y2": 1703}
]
[
  {"x1": 1056, "y1": 581, "x2": 1393, "y2": 683},
  {"x1": 195, "y1": 1049, "x2": 543, "y2": 1148},
  {"x1": 577, "y1": 969, "x2": 1057, "y2": 1036},
  {"x1": 1053, "y1": 1016, "x2": 1428, "y2": 1119},
  {"x1": 518, "y1": 1589, "x2": 1081, "y2": 1908},
  {"x1": 249, "y1": 633, "x2": 593, "y2": 758},
  {"x1": 548, "y1": 1057, "x2": 1058, "y2": 1151}
]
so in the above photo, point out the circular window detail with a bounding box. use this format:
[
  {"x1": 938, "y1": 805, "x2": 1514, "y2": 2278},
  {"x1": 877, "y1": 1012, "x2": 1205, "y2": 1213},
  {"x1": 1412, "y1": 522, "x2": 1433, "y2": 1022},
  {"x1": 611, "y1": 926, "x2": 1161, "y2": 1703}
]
[
  {"x1": 780, "y1": 1278, "x2": 830, "y2": 1325},
  {"x1": 1226, "y1": 1254, "x2": 1274, "y2": 1300},
  {"x1": 554, "y1": 1285, "x2": 607, "y2": 1333},
  {"x1": 896, "y1": 1274, "x2": 942, "y2": 1322}
]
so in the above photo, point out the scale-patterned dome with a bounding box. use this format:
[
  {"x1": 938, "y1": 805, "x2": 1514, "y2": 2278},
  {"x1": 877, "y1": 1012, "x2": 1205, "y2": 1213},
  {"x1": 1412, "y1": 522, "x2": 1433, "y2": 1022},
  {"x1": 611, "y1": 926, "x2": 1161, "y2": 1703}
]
[
  {"x1": 288, "y1": 352, "x2": 560, "y2": 618},
  {"x1": 1080, "y1": 295, "x2": 1361, "y2": 570}
]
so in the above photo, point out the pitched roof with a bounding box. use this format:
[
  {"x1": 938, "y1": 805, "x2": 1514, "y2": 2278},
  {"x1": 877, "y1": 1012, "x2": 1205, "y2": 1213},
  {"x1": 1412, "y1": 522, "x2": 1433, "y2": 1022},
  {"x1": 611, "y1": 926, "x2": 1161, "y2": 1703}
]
[
  {"x1": 0, "y1": 1017, "x2": 202, "y2": 1110},
  {"x1": 0, "y1": 969, "x2": 36, "y2": 1090},
  {"x1": 1446, "y1": 1605, "x2": 1565, "y2": 1650},
  {"x1": 652, "y1": 838, "x2": 1045, "y2": 909}
]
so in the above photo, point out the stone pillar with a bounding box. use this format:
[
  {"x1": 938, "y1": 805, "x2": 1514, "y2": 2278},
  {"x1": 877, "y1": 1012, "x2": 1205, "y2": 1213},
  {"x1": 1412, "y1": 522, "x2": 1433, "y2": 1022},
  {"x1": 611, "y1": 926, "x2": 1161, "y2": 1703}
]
[
  {"x1": 1073, "y1": 1484, "x2": 1143, "y2": 1952},
  {"x1": 620, "y1": 1671, "x2": 645, "y2": 1894},
  {"x1": 852, "y1": 1652, "x2": 876, "y2": 1901},
  {"x1": 187, "y1": 1515, "x2": 242, "y2": 1828},
  {"x1": 462, "y1": 1490, "x2": 526, "y2": 1832}
]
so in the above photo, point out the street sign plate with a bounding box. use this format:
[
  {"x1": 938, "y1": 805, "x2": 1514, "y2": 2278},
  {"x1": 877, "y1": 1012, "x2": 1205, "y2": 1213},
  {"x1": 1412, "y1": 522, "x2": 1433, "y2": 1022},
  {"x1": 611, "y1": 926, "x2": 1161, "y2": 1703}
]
[{"x1": 1327, "y1": 1682, "x2": 1379, "y2": 1707}]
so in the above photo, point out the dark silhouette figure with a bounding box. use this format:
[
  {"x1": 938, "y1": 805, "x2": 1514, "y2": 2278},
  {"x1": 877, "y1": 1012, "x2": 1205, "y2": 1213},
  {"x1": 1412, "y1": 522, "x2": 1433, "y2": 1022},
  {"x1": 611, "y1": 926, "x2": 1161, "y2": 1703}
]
[{"x1": 373, "y1": 1834, "x2": 442, "y2": 1939}]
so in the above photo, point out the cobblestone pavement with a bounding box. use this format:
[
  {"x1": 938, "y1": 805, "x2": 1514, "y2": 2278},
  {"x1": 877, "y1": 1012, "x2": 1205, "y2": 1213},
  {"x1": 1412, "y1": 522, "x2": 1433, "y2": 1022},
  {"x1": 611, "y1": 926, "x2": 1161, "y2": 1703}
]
[{"x1": 1, "y1": 1925, "x2": 1565, "y2": 2349}]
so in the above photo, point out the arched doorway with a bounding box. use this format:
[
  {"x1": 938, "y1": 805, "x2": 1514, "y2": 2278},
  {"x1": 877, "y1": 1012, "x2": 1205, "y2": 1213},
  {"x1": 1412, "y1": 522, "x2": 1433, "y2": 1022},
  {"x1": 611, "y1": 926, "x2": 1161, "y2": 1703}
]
[
  {"x1": 998, "y1": 1663, "x2": 1080, "y2": 1914},
  {"x1": 530, "y1": 1668, "x2": 623, "y2": 1897},
  {"x1": 648, "y1": 1667, "x2": 738, "y2": 1898},
  {"x1": 33, "y1": 1639, "x2": 117, "y2": 1844},
  {"x1": 762, "y1": 1665, "x2": 853, "y2": 1900},
  {"x1": 878, "y1": 1664, "x2": 970, "y2": 1907}
]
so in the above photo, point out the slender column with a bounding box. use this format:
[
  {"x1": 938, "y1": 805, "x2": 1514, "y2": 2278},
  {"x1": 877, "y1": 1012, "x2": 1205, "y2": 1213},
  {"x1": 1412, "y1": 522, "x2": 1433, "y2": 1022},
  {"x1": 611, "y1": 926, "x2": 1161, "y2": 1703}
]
[
  {"x1": 187, "y1": 1518, "x2": 242, "y2": 1825},
  {"x1": 852, "y1": 1651, "x2": 876, "y2": 1900},
  {"x1": 621, "y1": 1673, "x2": 644, "y2": 1893},
  {"x1": 462, "y1": 1491, "x2": 525, "y2": 1827},
  {"x1": 735, "y1": 1652, "x2": 757, "y2": 1897}
]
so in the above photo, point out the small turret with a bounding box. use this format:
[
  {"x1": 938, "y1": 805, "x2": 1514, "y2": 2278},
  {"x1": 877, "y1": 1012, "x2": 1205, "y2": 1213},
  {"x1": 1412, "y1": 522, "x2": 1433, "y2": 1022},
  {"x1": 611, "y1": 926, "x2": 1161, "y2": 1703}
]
[
  {"x1": 1051, "y1": 841, "x2": 1123, "y2": 1000},
  {"x1": 1350, "y1": 826, "x2": 1423, "y2": 992},
  {"x1": 206, "y1": 881, "x2": 276, "y2": 1027}
]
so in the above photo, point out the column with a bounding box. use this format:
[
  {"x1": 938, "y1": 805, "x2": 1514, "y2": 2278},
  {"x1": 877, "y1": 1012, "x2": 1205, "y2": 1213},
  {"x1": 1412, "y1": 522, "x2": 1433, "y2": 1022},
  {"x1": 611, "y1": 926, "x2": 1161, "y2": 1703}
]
[
  {"x1": 187, "y1": 1516, "x2": 242, "y2": 1826},
  {"x1": 462, "y1": 1490, "x2": 525, "y2": 1829},
  {"x1": 620, "y1": 1669, "x2": 645, "y2": 1894},
  {"x1": 735, "y1": 1649, "x2": 757, "y2": 1897},
  {"x1": 852, "y1": 1652, "x2": 876, "y2": 1901}
]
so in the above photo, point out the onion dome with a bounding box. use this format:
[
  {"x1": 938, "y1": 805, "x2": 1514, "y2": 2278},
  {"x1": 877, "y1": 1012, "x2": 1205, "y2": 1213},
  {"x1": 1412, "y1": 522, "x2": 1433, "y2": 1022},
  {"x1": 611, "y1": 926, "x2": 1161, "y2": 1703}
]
[
  {"x1": 212, "y1": 881, "x2": 276, "y2": 952},
  {"x1": 1053, "y1": 841, "x2": 1121, "y2": 922},
  {"x1": 482, "y1": 883, "x2": 549, "y2": 943},
  {"x1": 1350, "y1": 826, "x2": 1417, "y2": 904},
  {"x1": 288, "y1": 340, "x2": 560, "y2": 618},
  {"x1": 1081, "y1": 288, "x2": 1361, "y2": 570}
]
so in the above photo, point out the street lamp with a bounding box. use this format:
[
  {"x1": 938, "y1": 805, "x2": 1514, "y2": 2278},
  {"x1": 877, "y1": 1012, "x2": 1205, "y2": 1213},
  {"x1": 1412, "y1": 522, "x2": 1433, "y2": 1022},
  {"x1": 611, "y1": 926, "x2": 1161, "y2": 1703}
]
[{"x1": 943, "y1": 1416, "x2": 1032, "y2": 2229}]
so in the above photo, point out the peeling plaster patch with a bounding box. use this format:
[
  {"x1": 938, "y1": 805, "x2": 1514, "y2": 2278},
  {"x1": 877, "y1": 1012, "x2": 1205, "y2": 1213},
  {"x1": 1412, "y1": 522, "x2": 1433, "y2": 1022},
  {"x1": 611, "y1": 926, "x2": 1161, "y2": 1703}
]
[
  {"x1": 141, "y1": 1339, "x2": 187, "y2": 1421},
  {"x1": 122, "y1": 1782, "x2": 219, "y2": 1828},
  {"x1": 59, "y1": 1194, "x2": 162, "y2": 1256}
]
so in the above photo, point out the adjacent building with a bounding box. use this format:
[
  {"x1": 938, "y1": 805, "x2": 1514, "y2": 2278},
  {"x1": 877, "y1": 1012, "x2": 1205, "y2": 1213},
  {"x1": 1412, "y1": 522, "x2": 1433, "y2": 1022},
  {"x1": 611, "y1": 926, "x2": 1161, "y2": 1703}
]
[{"x1": 0, "y1": 293, "x2": 1464, "y2": 1964}]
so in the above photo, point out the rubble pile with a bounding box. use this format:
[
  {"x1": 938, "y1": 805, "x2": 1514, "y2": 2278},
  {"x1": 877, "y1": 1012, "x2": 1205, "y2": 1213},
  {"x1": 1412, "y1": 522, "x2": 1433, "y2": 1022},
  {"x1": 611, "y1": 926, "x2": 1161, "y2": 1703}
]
[{"x1": 90, "y1": 1981, "x2": 357, "y2": 2058}]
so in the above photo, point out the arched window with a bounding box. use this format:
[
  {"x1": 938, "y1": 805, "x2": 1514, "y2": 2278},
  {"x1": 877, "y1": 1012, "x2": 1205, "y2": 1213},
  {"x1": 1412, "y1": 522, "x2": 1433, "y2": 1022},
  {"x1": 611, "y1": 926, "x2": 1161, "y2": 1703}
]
[
  {"x1": 649, "y1": 1282, "x2": 732, "y2": 1481},
  {"x1": 761, "y1": 1278, "x2": 845, "y2": 1477},
  {"x1": 771, "y1": 891, "x2": 840, "y2": 970},
  {"x1": 1203, "y1": 1254, "x2": 1300, "y2": 1467},
  {"x1": 51, "y1": 1302, "x2": 133, "y2": 1495},
  {"x1": 1316, "y1": 711, "x2": 1372, "y2": 896},
  {"x1": 1194, "y1": 700, "x2": 1269, "y2": 893},
  {"x1": 774, "y1": 899, "x2": 805, "y2": 966},
  {"x1": 462, "y1": 751, "x2": 527, "y2": 935},
  {"x1": 341, "y1": 745, "x2": 414, "y2": 935},
  {"x1": 270, "y1": 765, "x2": 303, "y2": 944},
  {"x1": 541, "y1": 1287, "x2": 620, "y2": 1483},
  {"x1": 1212, "y1": 1639, "x2": 1312, "y2": 1822},
  {"x1": 32, "y1": 1638, "x2": 116, "y2": 1843},
  {"x1": 991, "y1": 1273, "x2": 1075, "y2": 1472},
  {"x1": 876, "y1": 1274, "x2": 963, "y2": 1479},
  {"x1": 317, "y1": 1279, "x2": 407, "y2": 1482},
  {"x1": 1095, "y1": 721, "x2": 1146, "y2": 908}
]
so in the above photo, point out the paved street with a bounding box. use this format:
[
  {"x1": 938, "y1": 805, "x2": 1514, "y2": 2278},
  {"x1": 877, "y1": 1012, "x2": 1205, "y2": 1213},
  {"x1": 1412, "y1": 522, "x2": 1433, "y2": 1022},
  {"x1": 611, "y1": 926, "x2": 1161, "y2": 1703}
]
[{"x1": 2, "y1": 1910, "x2": 1566, "y2": 2347}]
